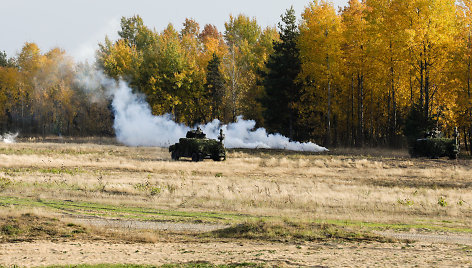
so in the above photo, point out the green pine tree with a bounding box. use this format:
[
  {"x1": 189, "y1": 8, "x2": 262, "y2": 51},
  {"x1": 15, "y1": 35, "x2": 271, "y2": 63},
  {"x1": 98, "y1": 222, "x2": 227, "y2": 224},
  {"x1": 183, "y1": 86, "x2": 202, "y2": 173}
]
[
  {"x1": 0, "y1": 51, "x2": 7, "y2": 67},
  {"x1": 0, "y1": 51, "x2": 14, "y2": 68},
  {"x1": 260, "y1": 7, "x2": 302, "y2": 140},
  {"x1": 205, "y1": 53, "x2": 225, "y2": 120}
]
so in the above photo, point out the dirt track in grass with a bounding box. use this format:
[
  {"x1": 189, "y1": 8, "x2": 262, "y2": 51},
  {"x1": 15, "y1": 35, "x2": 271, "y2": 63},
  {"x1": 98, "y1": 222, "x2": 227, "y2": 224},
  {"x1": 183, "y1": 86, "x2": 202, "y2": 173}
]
[
  {"x1": 69, "y1": 215, "x2": 472, "y2": 246},
  {"x1": 69, "y1": 216, "x2": 229, "y2": 232}
]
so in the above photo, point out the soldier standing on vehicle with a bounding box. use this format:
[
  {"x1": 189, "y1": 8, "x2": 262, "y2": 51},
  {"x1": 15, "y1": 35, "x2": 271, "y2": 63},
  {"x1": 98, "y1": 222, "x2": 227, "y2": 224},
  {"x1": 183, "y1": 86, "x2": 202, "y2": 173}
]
[{"x1": 218, "y1": 129, "x2": 225, "y2": 143}]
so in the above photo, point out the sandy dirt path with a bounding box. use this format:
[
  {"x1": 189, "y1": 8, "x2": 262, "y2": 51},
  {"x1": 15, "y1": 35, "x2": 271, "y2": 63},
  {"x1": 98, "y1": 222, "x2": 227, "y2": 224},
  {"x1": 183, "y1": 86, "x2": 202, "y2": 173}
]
[
  {"x1": 70, "y1": 216, "x2": 472, "y2": 246},
  {"x1": 1, "y1": 240, "x2": 471, "y2": 267},
  {"x1": 69, "y1": 217, "x2": 229, "y2": 232},
  {"x1": 377, "y1": 231, "x2": 472, "y2": 246}
]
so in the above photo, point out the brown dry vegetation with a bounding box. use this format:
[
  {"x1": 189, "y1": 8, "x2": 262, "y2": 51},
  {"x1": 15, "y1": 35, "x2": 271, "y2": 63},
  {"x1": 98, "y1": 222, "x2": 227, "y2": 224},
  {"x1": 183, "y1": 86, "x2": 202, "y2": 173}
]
[
  {"x1": 0, "y1": 140, "x2": 472, "y2": 266},
  {"x1": 0, "y1": 141, "x2": 471, "y2": 226},
  {"x1": 0, "y1": 210, "x2": 168, "y2": 244}
]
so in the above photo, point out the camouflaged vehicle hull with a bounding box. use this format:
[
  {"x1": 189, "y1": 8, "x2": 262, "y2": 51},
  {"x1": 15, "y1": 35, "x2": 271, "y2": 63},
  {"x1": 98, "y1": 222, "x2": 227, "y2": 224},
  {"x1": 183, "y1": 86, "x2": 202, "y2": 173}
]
[
  {"x1": 409, "y1": 138, "x2": 459, "y2": 159},
  {"x1": 169, "y1": 137, "x2": 226, "y2": 162}
]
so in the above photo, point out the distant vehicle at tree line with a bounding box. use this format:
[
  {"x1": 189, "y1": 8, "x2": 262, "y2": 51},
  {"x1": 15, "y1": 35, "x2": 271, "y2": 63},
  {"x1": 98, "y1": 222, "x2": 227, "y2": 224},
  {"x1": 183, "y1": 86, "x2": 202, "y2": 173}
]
[{"x1": 409, "y1": 127, "x2": 460, "y2": 160}]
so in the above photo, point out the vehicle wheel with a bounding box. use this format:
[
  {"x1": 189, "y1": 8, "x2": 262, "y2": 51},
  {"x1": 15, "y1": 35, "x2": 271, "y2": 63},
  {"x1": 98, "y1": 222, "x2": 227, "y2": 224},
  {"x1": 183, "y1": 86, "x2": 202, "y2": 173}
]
[
  {"x1": 171, "y1": 151, "x2": 179, "y2": 161},
  {"x1": 192, "y1": 153, "x2": 200, "y2": 162}
]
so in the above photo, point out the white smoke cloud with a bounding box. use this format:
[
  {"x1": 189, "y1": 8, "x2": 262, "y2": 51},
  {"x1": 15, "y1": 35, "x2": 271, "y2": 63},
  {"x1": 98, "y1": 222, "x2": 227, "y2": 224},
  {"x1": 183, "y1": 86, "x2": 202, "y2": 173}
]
[
  {"x1": 1, "y1": 132, "x2": 18, "y2": 144},
  {"x1": 111, "y1": 81, "x2": 188, "y2": 147},
  {"x1": 74, "y1": 69, "x2": 114, "y2": 103},
  {"x1": 109, "y1": 80, "x2": 328, "y2": 152}
]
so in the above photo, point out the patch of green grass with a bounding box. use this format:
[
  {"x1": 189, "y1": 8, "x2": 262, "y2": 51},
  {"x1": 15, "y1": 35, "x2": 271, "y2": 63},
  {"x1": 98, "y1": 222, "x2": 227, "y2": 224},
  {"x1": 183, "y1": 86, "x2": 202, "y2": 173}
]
[
  {"x1": 461, "y1": 245, "x2": 472, "y2": 253},
  {"x1": 317, "y1": 218, "x2": 472, "y2": 233},
  {"x1": 1, "y1": 196, "x2": 471, "y2": 237},
  {"x1": 207, "y1": 219, "x2": 389, "y2": 243},
  {"x1": 0, "y1": 196, "x2": 260, "y2": 224},
  {"x1": 38, "y1": 167, "x2": 82, "y2": 175}
]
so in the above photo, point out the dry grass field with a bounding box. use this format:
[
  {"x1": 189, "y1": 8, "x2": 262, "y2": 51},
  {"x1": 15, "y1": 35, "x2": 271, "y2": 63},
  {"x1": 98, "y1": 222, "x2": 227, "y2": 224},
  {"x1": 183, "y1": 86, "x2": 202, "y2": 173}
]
[{"x1": 0, "y1": 140, "x2": 472, "y2": 267}]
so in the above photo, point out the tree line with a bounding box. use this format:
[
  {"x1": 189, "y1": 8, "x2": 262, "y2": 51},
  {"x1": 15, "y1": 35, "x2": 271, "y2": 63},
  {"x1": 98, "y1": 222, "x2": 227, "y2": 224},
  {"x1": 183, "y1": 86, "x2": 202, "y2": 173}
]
[
  {"x1": 0, "y1": 46, "x2": 113, "y2": 137},
  {"x1": 1, "y1": 0, "x2": 472, "y2": 153}
]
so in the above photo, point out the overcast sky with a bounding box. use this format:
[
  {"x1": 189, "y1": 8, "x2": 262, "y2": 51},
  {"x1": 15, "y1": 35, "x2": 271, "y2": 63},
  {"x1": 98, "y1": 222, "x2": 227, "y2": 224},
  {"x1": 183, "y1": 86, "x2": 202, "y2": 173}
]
[{"x1": 1, "y1": 0, "x2": 348, "y2": 62}]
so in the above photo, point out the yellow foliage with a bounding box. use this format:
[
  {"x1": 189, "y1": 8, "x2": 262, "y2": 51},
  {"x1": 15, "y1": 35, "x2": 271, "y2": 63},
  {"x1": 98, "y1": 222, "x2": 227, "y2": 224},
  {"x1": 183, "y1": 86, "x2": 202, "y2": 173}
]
[{"x1": 101, "y1": 39, "x2": 141, "y2": 79}]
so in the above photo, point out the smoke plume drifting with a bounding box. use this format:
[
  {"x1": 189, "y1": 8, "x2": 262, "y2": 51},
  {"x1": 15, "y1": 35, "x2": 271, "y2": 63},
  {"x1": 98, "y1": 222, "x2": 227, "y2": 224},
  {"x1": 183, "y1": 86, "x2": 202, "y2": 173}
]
[
  {"x1": 110, "y1": 80, "x2": 327, "y2": 152},
  {"x1": 1, "y1": 132, "x2": 18, "y2": 144}
]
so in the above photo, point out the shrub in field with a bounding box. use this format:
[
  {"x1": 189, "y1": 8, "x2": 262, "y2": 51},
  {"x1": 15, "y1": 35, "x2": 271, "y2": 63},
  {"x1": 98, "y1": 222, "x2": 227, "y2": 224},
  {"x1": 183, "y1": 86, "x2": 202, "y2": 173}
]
[
  {"x1": 1, "y1": 224, "x2": 20, "y2": 235},
  {"x1": 134, "y1": 181, "x2": 162, "y2": 196},
  {"x1": 397, "y1": 198, "x2": 414, "y2": 206},
  {"x1": 150, "y1": 186, "x2": 161, "y2": 196},
  {"x1": 0, "y1": 177, "x2": 12, "y2": 191},
  {"x1": 438, "y1": 196, "x2": 448, "y2": 207}
]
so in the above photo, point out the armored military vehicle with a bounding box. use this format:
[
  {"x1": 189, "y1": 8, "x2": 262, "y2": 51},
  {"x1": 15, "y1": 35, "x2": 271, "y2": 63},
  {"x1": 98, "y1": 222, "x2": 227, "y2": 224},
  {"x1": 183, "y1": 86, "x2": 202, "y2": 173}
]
[
  {"x1": 169, "y1": 127, "x2": 226, "y2": 162},
  {"x1": 409, "y1": 127, "x2": 459, "y2": 159}
]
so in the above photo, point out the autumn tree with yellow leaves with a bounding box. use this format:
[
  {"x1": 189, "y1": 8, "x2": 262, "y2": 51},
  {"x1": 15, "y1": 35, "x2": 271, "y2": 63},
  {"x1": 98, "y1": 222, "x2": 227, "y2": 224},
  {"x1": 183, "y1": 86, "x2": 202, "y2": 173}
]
[
  {"x1": 1, "y1": 2, "x2": 472, "y2": 151},
  {"x1": 297, "y1": 0, "x2": 469, "y2": 148},
  {"x1": 298, "y1": 0, "x2": 343, "y2": 144}
]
